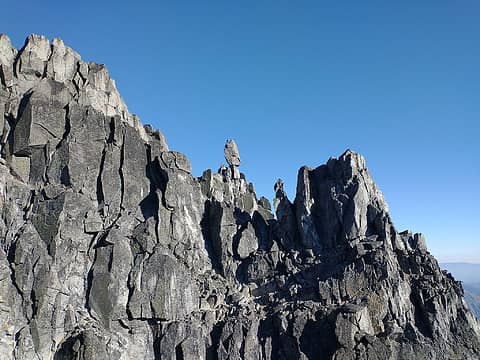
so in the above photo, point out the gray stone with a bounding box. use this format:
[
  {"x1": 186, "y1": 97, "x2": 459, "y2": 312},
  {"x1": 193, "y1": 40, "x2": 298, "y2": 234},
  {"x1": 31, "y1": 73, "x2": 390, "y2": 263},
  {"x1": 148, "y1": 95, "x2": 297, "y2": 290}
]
[
  {"x1": 412, "y1": 233, "x2": 428, "y2": 253},
  {"x1": 13, "y1": 80, "x2": 69, "y2": 155},
  {"x1": 0, "y1": 34, "x2": 17, "y2": 66},
  {"x1": 224, "y1": 139, "x2": 241, "y2": 166},
  {"x1": 0, "y1": 33, "x2": 477, "y2": 360},
  {"x1": 84, "y1": 210, "x2": 103, "y2": 233},
  {"x1": 46, "y1": 38, "x2": 80, "y2": 82},
  {"x1": 10, "y1": 155, "x2": 30, "y2": 182},
  {"x1": 16, "y1": 34, "x2": 51, "y2": 77},
  {"x1": 0, "y1": 64, "x2": 14, "y2": 87},
  {"x1": 161, "y1": 150, "x2": 191, "y2": 173},
  {"x1": 128, "y1": 252, "x2": 198, "y2": 321},
  {"x1": 237, "y1": 222, "x2": 258, "y2": 259}
]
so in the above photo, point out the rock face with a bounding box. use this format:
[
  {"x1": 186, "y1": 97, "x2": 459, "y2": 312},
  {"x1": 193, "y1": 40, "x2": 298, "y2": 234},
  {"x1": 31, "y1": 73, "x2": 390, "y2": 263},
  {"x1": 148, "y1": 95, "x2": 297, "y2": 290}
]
[{"x1": 0, "y1": 34, "x2": 479, "y2": 360}]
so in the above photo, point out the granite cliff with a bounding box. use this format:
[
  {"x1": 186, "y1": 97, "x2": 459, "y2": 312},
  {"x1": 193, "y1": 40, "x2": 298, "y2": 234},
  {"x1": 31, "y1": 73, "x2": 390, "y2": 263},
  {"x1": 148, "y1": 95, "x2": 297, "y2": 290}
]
[{"x1": 0, "y1": 34, "x2": 479, "y2": 359}]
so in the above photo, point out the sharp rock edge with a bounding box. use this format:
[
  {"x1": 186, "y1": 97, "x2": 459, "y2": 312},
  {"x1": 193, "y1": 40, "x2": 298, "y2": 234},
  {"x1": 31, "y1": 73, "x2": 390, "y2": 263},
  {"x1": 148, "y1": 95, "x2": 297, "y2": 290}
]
[{"x1": 0, "y1": 34, "x2": 478, "y2": 360}]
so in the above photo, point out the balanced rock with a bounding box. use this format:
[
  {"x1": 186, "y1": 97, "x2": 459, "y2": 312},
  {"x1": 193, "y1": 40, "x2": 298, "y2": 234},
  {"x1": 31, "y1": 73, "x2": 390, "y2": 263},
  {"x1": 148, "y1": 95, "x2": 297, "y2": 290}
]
[{"x1": 224, "y1": 139, "x2": 241, "y2": 167}]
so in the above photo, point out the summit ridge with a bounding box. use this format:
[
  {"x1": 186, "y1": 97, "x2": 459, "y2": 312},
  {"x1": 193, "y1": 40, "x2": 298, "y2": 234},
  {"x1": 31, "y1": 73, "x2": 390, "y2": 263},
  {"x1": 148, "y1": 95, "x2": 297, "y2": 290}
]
[{"x1": 0, "y1": 34, "x2": 478, "y2": 360}]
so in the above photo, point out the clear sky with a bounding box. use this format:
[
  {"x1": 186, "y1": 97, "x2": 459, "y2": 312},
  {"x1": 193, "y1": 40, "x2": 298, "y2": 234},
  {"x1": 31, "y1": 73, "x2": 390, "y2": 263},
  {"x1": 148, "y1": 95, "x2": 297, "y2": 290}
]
[{"x1": 3, "y1": 1, "x2": 479, "y2": 263}]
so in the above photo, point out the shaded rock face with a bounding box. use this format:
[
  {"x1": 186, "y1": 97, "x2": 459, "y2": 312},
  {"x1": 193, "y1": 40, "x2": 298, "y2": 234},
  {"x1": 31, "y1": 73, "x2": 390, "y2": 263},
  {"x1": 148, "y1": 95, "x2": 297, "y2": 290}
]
[{"x1": 0, "y1": 34, "x2": 479, "y2": 360}]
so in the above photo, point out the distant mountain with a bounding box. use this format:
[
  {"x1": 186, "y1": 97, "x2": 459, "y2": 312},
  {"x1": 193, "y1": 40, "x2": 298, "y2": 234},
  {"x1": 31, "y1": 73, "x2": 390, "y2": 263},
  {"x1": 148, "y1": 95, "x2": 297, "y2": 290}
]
[{"x1": 442, "y1": 263, "x2": 480, "y2": 318}]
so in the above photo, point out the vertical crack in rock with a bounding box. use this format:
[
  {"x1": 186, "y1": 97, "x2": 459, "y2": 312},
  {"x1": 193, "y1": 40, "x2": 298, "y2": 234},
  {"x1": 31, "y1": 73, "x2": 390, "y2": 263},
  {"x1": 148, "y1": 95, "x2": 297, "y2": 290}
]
[
  {"x1": 57, "y1": 103, "x2": 71, "y2": 149},
  {"x1": 85, "y1": 231, "x2": 107, "y2": 319},
  {"x1": 143, "y1": 144, "x2": 160, "y2": 243},
  {"x1": 96, "y1": 147, "x2": 106, "y2": 216},
  {"x1": 1, "y1": 114, "x2": 15, "y2": 160},
  {"x1": 118, "y1": 132, "x2": 125, "y2": 211},
  {"x1": 175, "y1": 342, "x2": 185, "y2": 360},
  {"x1": 6, "y1": 236, "x2": 24, "y2": 299},
  {"x1": 96, "y1": 118, "x2": 118, "y2": 218},
  {"x1": 8, "y1": 92, "x2": 32, "y2": 158}
]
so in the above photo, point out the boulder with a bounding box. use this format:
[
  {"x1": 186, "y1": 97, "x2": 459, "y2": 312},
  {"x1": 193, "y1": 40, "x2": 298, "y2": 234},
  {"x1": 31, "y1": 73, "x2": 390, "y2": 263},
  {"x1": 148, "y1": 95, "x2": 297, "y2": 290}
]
[{"x1": 224, "y1": 139, "x2": 241, "y2": 167}]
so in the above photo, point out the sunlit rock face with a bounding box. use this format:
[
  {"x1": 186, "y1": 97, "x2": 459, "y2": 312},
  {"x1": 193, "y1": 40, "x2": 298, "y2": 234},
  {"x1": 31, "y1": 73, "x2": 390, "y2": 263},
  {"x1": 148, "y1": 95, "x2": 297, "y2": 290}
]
[{"x1": 0, "y1": 34, "x2": 479, "y2": 360}]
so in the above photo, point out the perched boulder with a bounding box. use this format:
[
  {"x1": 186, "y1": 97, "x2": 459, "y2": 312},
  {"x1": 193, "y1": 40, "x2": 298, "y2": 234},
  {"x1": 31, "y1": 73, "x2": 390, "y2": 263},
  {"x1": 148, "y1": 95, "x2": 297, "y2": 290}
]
[{"x1": 224, "y1": 139, "x2": 241, "y2": 167}]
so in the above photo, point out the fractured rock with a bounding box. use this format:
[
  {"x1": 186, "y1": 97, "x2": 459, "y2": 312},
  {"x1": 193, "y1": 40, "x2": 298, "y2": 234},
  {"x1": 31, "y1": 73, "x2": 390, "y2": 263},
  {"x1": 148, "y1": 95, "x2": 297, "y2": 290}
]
[
  {"x1": 0, "y1": 34, "x2": 477, "y2": 360},
  {"x1": 237, "y1": 222, "x2": 258, "y2": 259},
  {"x1": 224, "y1": 139, "x2": 241, "y2": 167}
]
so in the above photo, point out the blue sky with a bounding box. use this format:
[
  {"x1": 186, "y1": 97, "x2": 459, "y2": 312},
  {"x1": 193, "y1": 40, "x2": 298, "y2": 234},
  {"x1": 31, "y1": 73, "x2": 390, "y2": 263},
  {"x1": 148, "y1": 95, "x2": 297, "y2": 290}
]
[{"x1": 3, "y1": 1, "x2": 479, "y2": 263}]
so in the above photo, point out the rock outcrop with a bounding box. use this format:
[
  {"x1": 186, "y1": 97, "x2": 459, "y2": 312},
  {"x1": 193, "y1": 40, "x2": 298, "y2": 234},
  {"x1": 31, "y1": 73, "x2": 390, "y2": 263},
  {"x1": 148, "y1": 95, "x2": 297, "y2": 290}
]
[{"x1": 0, "y1": 34, "x2": 479, "y2": 360}]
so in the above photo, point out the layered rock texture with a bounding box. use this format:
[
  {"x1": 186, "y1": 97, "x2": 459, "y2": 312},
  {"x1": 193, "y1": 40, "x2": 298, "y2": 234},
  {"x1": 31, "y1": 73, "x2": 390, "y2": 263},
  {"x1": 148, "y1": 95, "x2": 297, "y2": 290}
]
[{"x1": 0, "y1": 34, "x2": 479, "y2": 360}]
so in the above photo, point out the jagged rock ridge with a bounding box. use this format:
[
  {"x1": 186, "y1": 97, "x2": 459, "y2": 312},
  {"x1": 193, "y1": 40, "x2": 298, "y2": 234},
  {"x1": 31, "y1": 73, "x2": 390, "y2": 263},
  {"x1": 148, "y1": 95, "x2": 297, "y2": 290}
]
[{"x1": 0, "y1": 34, "x2": 479, "y2": 359}]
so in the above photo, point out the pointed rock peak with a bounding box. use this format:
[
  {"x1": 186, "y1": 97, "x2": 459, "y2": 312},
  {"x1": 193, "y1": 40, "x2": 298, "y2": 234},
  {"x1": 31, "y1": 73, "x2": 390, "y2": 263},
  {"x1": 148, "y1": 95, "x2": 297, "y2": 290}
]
[
  {"x1": 52, "y1": 37, "x2": 64, "y2": 47},
  {"x1": 51, "y1": 37, "x2": 81, "y2": 59},
  {"x1": 340, "y1": 148, "x2": 356, "y2": 157},
  {"x1": 0, "y1": 34, "x2": 16, "y2": 65},
  {"x1": 51, "y1": 37, "x2": 70, "y2": 51},
  {"x1": 274, "y1": 178, "x2": 284, "y2": 193},
  {"x1": 274, "y1": 178, "x2": 285, "y2": 198},
  {"x1": 15, "y1": 34, "x2": 51, "y2": 78},
  {"x1": 144, "y1": 124, "x2": 154, "y2": 135},
  {"x1": 338, "y1": 148, "x2": 367, "y2": 171},
  {"x1": 21, "y1": 33, "x2": 51, "y2": 59},
  {"x1": 144, "y1": 124, "x2": 169, "y2": 151},
  {"x1": 47, "y1": 38, "x2": 81, "y2": 82},
  {"x1": 224, "y1": 139, "x2": 241, "y2": 167}
]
